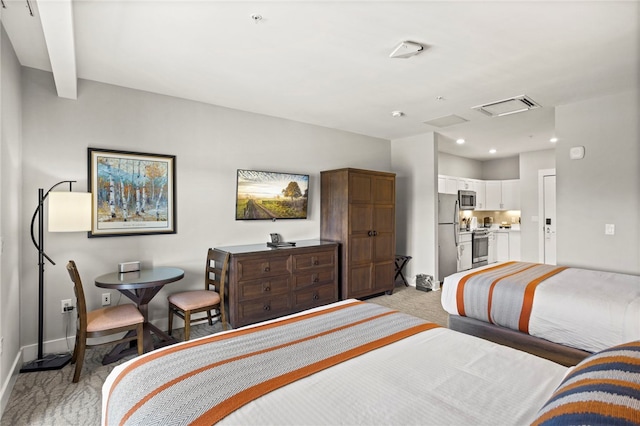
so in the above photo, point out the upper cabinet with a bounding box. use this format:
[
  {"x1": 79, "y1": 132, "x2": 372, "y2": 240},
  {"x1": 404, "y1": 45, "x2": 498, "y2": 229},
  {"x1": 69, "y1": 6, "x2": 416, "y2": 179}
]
[
  {"x1": 485, "y1": 179, "x2": 520, "y2": 210},
  {"x1": 438, "y1": 175, "x2": 519, "y2": 211},
  {"x1": 474, "y1": 180, "x2": 486, "y2": 210},
  {"x1": 438, "y1": 176, "x2": 459, "y2": 194}
]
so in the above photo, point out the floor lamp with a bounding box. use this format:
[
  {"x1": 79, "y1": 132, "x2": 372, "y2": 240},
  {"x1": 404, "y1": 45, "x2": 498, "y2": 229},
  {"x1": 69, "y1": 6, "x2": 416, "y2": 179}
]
[{"x1": 20, "y1": 181, "x2": 91, "y2": 373}]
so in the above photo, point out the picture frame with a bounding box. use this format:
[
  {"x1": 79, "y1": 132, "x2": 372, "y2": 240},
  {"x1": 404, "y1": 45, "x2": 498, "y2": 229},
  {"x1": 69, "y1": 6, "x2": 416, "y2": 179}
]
[{"x1": 88, "y1": 148, "x2": 176, "y2": 237}]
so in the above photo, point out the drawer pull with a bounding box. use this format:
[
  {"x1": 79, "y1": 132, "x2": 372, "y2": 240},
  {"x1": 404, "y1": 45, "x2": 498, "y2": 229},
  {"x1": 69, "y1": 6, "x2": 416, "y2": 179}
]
[
  {"x1": 313, "y1": 260, "x2": 319, "y2": 265},
  {"x1": 313, "y1": 276, "x2": 319, "y2": 283},
  {"x1": 263, "y1": 267, "x2": 270, "y2": 272},
  {"x1": 264, "y1": 305, "x2": 271, "y2": 311},
  {"x1": 313, "y1": 293, "x2": 319, "y2": 300},
  {"x1": 264, "y1": 286, "x2": 271, "y2": 292}
]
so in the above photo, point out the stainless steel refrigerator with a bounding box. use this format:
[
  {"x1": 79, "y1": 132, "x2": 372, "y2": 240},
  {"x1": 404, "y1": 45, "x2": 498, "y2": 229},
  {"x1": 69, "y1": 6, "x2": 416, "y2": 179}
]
[{"x1": 438, "y1": 193, "x2": 459, "y2": 283}]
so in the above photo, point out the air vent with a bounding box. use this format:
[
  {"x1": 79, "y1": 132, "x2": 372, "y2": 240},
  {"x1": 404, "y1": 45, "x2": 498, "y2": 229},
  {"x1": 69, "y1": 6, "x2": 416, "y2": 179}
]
[
  {"x1": 423, "y1": 114, "x2": 468, "y2": 128},
  {"x1": 472, "y1": 95, "x2": 541, "y2": 117}
]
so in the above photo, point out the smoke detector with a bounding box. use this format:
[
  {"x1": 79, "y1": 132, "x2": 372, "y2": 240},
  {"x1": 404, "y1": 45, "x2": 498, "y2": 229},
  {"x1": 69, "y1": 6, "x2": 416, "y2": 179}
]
[
  {"x1": 389, "y1": 41, "x2": 424, "y2": 59},
  {"x1": 472, "y1": 95, "x2": 541, "y2": 117}
]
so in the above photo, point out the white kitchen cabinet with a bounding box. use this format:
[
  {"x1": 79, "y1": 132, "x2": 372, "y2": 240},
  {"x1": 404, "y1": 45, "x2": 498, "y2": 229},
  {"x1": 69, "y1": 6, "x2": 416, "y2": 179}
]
[
  {"x1": 501, "y1": 180, "x2": 521, "y2": 210},
  {"x1": 496, "y1": 232, "x2": 509, "y2": 262},
  {"x1": 487, "y1": 232, "x2": 497, "y2": 264},
  {"x1": 458, "y1": 233, "x2": 472, "y2": 271},
  {"x1": 496, "y1": 231, "x2": 521, "y2": 262},
  {"x1": 509, "y1": 231, "x2": 521, "y2": 261},
  {"x1": 438, "y1": 175, "x2": 519, "y2": 210},
  {"x1": 484, "y1": 180, "x2": 520, "y2": 210},
  {"x1": 458, "y1": 178, "x2": 473, "y2": 191},
  {"x1": 485, "y1": 181, "x2": 502, "y2": 210},
  {"x1": 474, "y1": 180, "x2": 486, "y2": 210},
  {"x1": 438, "y1": 175, "x2": 459, "y2": 194}
]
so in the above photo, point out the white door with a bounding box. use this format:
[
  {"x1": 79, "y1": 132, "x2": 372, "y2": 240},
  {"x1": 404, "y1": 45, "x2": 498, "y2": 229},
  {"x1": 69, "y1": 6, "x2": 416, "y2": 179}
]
[{"x1": 543, "y1": 174, "x2": 557, "y2": 264}]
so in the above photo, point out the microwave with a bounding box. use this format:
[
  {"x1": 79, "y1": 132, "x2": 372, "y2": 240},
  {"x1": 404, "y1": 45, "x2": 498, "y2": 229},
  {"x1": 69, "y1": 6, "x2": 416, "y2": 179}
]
[{"x1": 458, "y1": 190, "x2": 476, "y2": 210}]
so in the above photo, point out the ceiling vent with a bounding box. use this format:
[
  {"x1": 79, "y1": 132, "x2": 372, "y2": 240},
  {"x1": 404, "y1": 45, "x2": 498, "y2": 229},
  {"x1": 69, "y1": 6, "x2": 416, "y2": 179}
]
[
  {"x1": 423, "y1": 114, "x2": 468, "y2": 128},
  {"x1": 472, "y1": 95, "x2": 541, "y2": 117}
]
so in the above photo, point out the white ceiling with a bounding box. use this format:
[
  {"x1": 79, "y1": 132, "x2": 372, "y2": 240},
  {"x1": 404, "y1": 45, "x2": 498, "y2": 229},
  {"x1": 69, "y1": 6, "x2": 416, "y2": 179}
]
[{"x1": 2, "y1": 1, "x2": 639, "y2": 160}]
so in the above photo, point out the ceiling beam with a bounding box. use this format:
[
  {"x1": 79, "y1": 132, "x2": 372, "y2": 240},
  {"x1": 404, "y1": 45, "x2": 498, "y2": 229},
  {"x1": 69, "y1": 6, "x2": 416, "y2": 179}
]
[{"x1": 37, "y1": 0, "x2": 77, "y2": 99}]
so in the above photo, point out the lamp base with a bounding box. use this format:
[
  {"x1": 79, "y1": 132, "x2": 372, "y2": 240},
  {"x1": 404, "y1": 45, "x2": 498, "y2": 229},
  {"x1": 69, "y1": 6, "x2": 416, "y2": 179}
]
[{"x1": 20, "y1": 353, "x2": 72, "y2": 373}]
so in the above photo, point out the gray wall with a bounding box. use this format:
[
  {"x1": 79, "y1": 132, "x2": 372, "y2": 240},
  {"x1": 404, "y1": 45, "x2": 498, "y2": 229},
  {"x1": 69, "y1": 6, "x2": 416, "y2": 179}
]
[
  {"x1": 1, "y1": 23, "x2": 23, "y2": 413},
  {"x1": 482, "y1": 156, "x2": 520, "y2": 180},
  {"x1": 519, "y1": 149, "x2": 555, "y2": 261},
  {"x1": 391, "y1": 133, "x2": 438, "y2": 284},
  {"x1": 437, "y1": 152, "x2": 482, "y2": 178},
  {"x1": 20, "y1": 67, "x2": 392, "y2": 360},
  {"x1": 556, "y1": 89, "x2": 639, "y2": 273}
]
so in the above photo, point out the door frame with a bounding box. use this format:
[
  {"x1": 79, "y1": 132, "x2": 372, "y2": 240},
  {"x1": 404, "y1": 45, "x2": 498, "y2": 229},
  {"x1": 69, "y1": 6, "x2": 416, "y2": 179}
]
[{"x1": 538, "y1": 168, "x2": 556, "y2": 263}]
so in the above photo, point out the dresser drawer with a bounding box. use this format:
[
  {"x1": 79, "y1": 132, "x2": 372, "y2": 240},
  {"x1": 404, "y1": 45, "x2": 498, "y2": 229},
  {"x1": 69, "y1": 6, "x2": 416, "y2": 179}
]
[
  {"x1": 237, "y1": 276, "x2": 290, "y2": 301},
  {"x1": 292, "y1": 250, "x2": 336, "y2": 271},
  {"x1": 292, "y1": 269, "x2": 335, "y2": 289},
  {"x1": 293, "y1": 283, "x2": 338, "y2": 311},
  {"x1": 238, "y1": 295, "x2": 292, "y2": 324},
  {"x1": 236, "y1": 256, "x2": 291, "y2": 280}
]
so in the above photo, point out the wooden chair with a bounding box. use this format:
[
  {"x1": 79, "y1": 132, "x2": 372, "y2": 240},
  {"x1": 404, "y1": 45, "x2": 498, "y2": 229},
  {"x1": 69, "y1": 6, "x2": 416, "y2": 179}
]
[
  {"x1": 66, "y1": 260, "x2": 144, "y2": 383},
  {"x1": 168, "y1": 249, "x2": 229, "y2": 341}
]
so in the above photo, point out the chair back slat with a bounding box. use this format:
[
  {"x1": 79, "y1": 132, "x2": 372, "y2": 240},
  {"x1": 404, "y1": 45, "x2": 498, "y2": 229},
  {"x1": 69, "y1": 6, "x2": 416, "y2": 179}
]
[
  {"x1": 66, "y1": 260, "x2": 87, "y2": 332},
  {"x1": 206, "y1": 249, "x2": 230, "y2": 302}
]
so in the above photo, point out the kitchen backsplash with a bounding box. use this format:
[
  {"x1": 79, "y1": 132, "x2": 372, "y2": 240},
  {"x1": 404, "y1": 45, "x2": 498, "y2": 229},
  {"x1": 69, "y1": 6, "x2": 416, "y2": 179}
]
[{"x1": 459, "y1": 210, "x2": 521, "y2": 228}]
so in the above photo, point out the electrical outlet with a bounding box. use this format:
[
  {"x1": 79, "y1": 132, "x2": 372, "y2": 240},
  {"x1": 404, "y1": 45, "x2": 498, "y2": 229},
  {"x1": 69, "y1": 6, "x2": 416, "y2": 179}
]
[
  {"x1": 102, "y1": 293, "x2": 111, "y2": 306},
  {"x1": 61, "y1": 299, "x2": 73, "y2": 314}
]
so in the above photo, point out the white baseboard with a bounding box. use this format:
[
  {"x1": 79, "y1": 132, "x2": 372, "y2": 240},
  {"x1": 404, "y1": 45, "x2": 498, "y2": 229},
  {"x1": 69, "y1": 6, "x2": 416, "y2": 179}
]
[
  {"x1": 21, "y1": 317, "x2": 174, "y2": 362},
  {"x1": 0, "y1": 351, "x2": 22, "y2": 418}
]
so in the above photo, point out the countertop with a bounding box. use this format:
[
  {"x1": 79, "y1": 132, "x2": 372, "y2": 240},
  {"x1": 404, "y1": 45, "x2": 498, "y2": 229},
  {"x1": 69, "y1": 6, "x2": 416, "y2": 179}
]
[{"x1": 459, "y1": 225, "x2": 520, "y2": 233}]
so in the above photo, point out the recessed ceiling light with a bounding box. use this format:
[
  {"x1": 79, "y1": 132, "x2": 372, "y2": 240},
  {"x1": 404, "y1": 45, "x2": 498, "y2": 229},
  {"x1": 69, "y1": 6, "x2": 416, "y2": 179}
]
[
  {"x1": 550, "y1": 137, "x2": 558, "y2": 143},
  {"x1": 456, "y1": 139, "x2": 465, "y2": 145},
  {"x1": 489, "y1": 149, "x2": 497, "y2": 154},
  {"x1": 391, "y1": 111, "x2": 404, "y2": 118}
]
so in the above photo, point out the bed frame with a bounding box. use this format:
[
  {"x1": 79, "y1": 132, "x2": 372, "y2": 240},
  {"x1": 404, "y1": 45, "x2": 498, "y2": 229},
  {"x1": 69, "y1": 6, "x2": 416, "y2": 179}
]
[{"x1": 448, "y1": 315, "x2": 591, "y2": 367}]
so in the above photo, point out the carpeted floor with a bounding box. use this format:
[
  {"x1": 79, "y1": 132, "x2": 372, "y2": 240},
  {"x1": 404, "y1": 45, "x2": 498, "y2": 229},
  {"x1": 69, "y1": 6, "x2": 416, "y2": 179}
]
[{"x1": 1, "y1": 285, "x2": 446, "y2": 426}]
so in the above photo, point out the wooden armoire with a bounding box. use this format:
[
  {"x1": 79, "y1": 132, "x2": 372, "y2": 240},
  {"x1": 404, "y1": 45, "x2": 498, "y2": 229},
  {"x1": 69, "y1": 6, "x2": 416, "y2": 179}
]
[{"x1": 320, "y1": 168, "x2": 396, "y2": 299}]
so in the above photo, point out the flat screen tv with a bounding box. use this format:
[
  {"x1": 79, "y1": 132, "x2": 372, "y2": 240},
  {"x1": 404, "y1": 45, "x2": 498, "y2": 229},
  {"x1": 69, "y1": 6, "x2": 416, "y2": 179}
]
[{"x1": 235, "y1": 169, "x2": 309, "y2": 220}]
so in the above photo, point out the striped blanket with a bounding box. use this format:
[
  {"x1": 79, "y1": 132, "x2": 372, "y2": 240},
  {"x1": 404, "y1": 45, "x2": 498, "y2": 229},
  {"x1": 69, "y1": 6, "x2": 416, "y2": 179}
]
[
  {"x1": 104, "y1": 300, "x2": 439, "y2": 425},
  {"x1": 456, "y1": 262, "x2": 567, "y2": 333}
]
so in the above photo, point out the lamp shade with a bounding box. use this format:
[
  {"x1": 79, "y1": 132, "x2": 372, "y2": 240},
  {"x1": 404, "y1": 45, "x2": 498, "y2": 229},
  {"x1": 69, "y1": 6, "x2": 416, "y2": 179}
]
[{"x1": 48, "y1": 192, "x2": 92, "y2": 232}]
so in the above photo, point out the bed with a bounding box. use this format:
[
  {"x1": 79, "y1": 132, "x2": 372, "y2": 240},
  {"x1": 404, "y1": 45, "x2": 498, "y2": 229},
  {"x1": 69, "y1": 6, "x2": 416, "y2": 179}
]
[
  {"x1": 441, "y1": 261, "x2": 640, "y2": 366},
  {"x1": 102, "y1": 299, "x2": 573, "y2": 425}
]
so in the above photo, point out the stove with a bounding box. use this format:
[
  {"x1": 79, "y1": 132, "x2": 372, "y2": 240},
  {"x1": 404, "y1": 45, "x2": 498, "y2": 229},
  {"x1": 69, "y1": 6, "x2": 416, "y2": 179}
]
[{"x1": 471, "y1": 229, "x2": 489, "y2": 267}]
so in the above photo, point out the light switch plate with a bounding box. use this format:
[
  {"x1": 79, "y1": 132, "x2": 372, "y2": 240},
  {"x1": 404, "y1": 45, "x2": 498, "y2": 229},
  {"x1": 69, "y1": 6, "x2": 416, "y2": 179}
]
[{"x1": 605, "y1": 224, "x2": 615, "y2": 235}]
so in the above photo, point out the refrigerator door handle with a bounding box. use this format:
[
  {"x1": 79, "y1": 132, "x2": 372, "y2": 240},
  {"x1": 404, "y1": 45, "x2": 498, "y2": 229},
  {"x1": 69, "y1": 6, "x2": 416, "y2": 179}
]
[{"x1": 454, "y1": 200, "x2": 459, "y2": 247}]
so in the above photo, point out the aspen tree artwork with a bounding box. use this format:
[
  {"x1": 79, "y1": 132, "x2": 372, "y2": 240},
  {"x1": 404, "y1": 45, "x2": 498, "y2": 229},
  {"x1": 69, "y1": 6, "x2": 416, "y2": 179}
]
[{"x1": 88, "y1": 148, "x2": 176, "y2": 236}]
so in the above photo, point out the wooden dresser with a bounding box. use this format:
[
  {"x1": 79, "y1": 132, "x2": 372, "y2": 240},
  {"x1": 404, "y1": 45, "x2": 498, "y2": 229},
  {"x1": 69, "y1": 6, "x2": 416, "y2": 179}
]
[
  {"x1": 214, "y1": 240, "x2": 339, "y2": 328},
  {"x1": 320, "y1": 168, "x2": 396, "y2": 299}
]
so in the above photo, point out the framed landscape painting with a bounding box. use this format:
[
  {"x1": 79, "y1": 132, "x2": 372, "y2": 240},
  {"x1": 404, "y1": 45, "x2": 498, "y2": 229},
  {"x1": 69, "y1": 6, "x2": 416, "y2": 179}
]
[{"x1": 88, "y1": 148, "x2": 176, "y2": 237}]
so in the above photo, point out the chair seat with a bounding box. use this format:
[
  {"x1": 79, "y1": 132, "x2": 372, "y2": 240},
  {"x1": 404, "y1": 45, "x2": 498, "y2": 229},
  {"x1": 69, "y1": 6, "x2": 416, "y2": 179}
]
[
  {"x1": 87, "y1": 304, "x2": 144, "y2": 333},
  {"x1": 168, "y1": 290, "x2": 220, "y2": 311}
]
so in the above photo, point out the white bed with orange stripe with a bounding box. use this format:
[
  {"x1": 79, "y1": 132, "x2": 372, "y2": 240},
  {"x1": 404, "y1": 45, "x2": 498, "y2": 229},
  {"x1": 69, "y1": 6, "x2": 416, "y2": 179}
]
[
  {"x1": 442, "y1": 261, "x2": 640, "y2": 354},
  {"x1": 102, "y1": 299, "x2": 568, "y2": 425}
]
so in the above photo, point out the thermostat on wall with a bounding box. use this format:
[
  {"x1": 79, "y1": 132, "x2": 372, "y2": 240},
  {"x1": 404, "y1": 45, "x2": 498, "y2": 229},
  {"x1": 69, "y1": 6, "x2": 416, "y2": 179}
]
[{"x1": 569, "y1": 146, "x2": 585, "y2": 160}]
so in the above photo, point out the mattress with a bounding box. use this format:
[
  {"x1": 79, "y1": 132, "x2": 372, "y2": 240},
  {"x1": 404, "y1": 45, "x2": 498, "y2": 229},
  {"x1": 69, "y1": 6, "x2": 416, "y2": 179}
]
[
  {"x1": 442, "y1": 262, "x2": 640, "y2": 353},
  {"x1": 102, "y1": 299, "x2": 567, "y2": 425}
]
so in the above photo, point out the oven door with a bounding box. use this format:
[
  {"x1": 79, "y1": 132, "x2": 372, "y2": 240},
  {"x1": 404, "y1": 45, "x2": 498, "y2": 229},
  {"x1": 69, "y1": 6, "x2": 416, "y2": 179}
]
[{"x1": 472, "y1": 233, "x2": 489, "y2": 266}]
